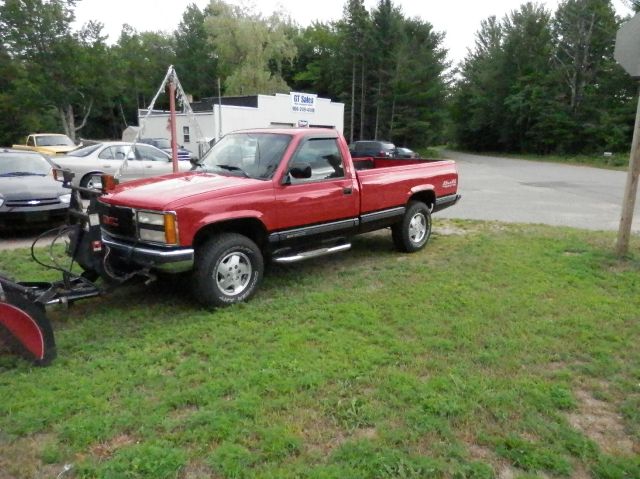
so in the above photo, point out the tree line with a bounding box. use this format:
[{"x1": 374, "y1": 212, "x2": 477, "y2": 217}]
[
  {"x1": 0, "y1": 0, "x2": 637, "y2": 155},
  {"x1": 451, "y1": 0, "x2": 638, "y2": 154}
]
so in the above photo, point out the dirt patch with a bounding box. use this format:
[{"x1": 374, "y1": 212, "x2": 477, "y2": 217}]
[
  {"x1": 89, "y1": 433, "x2": 136, "y2": 461},
  {"x1": 465, "y1": 442, "x2": 521, "y2": 479},
  {"x1": 0, "y1": 433, "x2": 68, "y2": 479},
  {"x1": 180, "y1": 461, "x2": 220, "y2": 479},
  {"x1": 567, "y1": 389, "x2": 636, "y2": 456},
  {"x1": 433, "y1": 224, "x2": 470, "y2": 236}
]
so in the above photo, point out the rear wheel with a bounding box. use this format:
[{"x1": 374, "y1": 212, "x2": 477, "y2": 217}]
[
  {"x1": 392, "y1": 201, "x2": 432, "y2": 252},
  {"x1": 192, "y1": 233, "x2": 264, "y2": 308}
]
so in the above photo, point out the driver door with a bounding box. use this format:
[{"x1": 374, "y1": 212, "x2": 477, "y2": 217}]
[{"x1": 274, "y1": 137, "x2": 358, "y2": 236}]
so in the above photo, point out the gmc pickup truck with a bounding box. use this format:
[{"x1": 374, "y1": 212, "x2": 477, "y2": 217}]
[{"x1": 92, "y1": 128, "x2": 460, "y2": 307}]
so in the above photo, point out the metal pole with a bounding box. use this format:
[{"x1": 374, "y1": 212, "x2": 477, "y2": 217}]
[
  {"x1": 217, "y1": 77, "x2": 223, "y2": 140},
  {"x1": 616, "y1": 83, "x2": 640, "y2": 256},
  {"x1": 168, "y1": 73, "x2": 179, "y2": 173}
]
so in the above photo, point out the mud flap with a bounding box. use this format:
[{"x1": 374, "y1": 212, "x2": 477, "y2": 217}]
[{"x1": 0, "y1": 291, "x2": 56, "y2": 366}]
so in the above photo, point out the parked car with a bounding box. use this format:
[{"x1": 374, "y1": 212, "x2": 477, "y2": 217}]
[
  {"x1": 88, "y1": 128, "x2": 460, "y2": 307},
  {"x1": 54, "y1": 142, "x2": 192, "y2": 189},
  {"x1": 12, "y1": 133, "x2": 79, "y2": 155},
  {"x1": 0, "y1": 149, "x2": 70, "y2": 227},
  {"x1": 350, "y1": 140, "x2": 396, "y2": 158},
  {"x1": 394, "y1": 147, "x2": 419, "y2": 159},
  {"x1": 138, "y1": 138, "x2": 192, "y2": 161}
]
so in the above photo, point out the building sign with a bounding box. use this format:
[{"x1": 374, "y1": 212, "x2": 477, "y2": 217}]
[{"x1": 291, "y1": 92, "x2": 317, "y2": 114}]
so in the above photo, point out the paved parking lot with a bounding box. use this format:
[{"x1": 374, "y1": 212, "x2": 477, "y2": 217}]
[
  {"x1": 1, "y1": 152, "x2": 638, "y2": 251},
  {"x1": 438, "y1": 151, "x2": 639, "y2": 232}
]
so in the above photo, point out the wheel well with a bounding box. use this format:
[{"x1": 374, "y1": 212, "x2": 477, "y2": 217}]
[
  {"x1": 80, "y1": 171, "x2": 103, "y2": 185},
  {"x1": 192, "y1": 218, "x2": 268, "y2": 251},
  {"x1": 409, "y1": 190, "x2": 435, "y2": 210}
]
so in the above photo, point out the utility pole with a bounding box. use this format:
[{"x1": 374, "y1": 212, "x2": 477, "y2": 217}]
[
  {"x1": 614, "y1": 15, "x2": 640, "y2": 256},
  {"x1": 616, "y1": 86, "x2": 640, "y2": 256}
]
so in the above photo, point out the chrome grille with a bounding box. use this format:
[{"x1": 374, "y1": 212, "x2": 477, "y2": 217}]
[{"x1": 5, "y1": 198, "x2": 61, "y2": 207}]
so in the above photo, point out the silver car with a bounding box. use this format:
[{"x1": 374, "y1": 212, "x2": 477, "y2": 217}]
[{"x1": 54, "y1": 142, "x2": 192, "y2": 189}]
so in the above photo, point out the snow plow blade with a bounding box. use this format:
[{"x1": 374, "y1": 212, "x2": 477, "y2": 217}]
[{"x1": 0, "y1": 291, "x2": 56, "y2": 366}]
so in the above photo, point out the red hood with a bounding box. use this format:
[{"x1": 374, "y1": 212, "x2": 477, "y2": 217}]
[{"x1": 101, "y1": 172, "x2": 268, "y2": 210}]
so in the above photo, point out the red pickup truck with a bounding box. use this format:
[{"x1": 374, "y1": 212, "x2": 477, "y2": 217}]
[{"x1": 94, "y1": 128, "x2": 459, "y2": 307}]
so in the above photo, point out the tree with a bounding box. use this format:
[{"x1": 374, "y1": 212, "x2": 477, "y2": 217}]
[
  {"x1": 341, "y1": 0, "x2": 369, "y2": 142},
  {"x1": 0, "y1": 0, "x2": 82, "y2": 140},
  {"x1": 370, "y1": 0, "x2": 403, "y2": 140},
  {"x1": 174, "y1": 3, "x2": 217, "y2": 99},
  {"x1": 204, "y1": 0, "x2": 295, "y2": 95}
]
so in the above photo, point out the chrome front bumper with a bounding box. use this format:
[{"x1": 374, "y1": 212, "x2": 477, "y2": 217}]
[{"x1": 101, "y1": 233, "x2": 194, "y2": 273}]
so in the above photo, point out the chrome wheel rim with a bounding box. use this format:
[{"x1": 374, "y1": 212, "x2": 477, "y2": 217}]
[
  {"x1": 409, "y1": 212, "x2": 428, "y2": 244},
  {"x1": 215, "y1": 252, "x2": 252, "y2": 296},
  {"x1": 86, "y1": 177, "x2": 100, "y2": 189}
]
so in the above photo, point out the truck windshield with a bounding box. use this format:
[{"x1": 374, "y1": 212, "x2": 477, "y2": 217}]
[
  {"x1": 198, "y1": 133, "x2": 291, "y2": 180},
  {"x1": 36, "y1": 135, "x2": 75, "y2": 147}
]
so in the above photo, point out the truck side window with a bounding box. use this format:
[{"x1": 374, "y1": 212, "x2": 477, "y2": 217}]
[
  {"x1": 27, "y1": 136, "x2": 35, "y2": 147},
  {"x1": 291, "y1": 138, "x2": 344, "y2": 183}
]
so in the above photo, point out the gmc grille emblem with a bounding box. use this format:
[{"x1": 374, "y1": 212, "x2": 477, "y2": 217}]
[{"x1": 102, "y1": 215, "x2": 119, "y2": 227}]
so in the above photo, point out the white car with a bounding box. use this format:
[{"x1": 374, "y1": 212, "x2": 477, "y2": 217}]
[{"x1": 54, "y1": 142, "x2": 192, "y2": 189}]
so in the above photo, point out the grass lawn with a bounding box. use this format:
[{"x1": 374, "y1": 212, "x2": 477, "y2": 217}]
[{"x1": 0, "y1": 220, "x2": 639, "y2": 478}]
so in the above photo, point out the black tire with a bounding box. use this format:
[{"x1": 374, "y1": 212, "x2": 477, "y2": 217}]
[
  {"x1": 79, "y1": 173, "x2": 102, "y2": 199},
  {"x1": 392, "y1": 201, "x2": 432, "y2": 253},
  {"x1": 192, "y1": 233, "x2": 264, "y2": 308}
]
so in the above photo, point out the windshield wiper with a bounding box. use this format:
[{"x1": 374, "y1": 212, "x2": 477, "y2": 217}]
[
  {"x1": 216, "y1": 164, "x2": 249, "y2": 177},
  {"x1": 0, "y1": 172, "x2": 44, "y2": 177}
]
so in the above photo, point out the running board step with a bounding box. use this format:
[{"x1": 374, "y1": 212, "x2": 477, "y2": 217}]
[{"x1": 273, "y1": 243, "x2": 351, "y2": 264}]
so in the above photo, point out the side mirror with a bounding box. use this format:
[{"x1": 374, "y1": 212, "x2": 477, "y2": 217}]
[{"x1": 289, "y1": 163, "x2": 312, "y2": 180}]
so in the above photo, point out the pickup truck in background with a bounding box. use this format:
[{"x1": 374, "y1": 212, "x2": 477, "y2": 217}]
[
  {"x1": 12, "y1": 134, "x2": 79, "y2": 155},
  {"x1": 90, "y1": 128, "x2": 460, "y2": 307}
]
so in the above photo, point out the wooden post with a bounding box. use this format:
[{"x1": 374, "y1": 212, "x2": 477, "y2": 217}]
[
  {"x1": 168, "y1": 74, "x2": 179, "y2": 173},
  {"x1": 616, "y1": 84, "x2": 640, "y2": 257}
]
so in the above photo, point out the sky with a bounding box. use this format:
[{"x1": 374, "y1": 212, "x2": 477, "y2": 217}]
[{"x1": 73, "y1": 0, "x2": 632, "y2": 67}]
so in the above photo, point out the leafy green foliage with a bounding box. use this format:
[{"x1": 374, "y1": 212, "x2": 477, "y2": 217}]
[{"x1": 451, "y1": 0, "x2": 637, "y2": 155}]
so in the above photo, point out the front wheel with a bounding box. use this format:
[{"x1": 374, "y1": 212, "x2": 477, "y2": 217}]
[
  {"x1": 392, "y1": 201, "x2": 432, "y2": 252},
  {"x1": 192, "y1": 233, "x2": 264, "y2": 308}
]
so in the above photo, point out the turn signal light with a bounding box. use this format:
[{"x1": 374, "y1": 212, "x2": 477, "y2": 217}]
[
  {"x1": 102, "y1": 174, "x2": 118, "y2": 192},
  {"x1": 164, "y1": 213, "x2": 178, "y2": 245}
]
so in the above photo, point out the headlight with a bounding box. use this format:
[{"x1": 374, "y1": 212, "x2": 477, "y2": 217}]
[
  {"x1": 137, "y1": 211, "x2": 165, "y2": 226},
  {"x1": 136, "y1": 211, "x2": 178, "y2": 245},
  {"x1": 59, "y1": 193, "x2": 71, "y2": 204}
]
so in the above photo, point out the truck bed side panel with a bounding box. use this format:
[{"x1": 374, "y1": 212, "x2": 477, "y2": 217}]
[{"x1": 356, "y1": 160, "x2": 458, "y2": 214}]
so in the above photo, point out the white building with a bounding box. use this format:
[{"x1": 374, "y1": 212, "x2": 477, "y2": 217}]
[{"x1": 137, "y1": 92, "x2": 344, "y2": 158}]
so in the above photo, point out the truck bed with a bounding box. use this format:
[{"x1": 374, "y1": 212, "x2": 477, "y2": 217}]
[{"x1": 353, "y1": 157, "x2": 459, "y2": 215}]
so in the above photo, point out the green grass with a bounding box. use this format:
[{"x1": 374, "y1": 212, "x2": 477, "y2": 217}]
[{"x1": 1, "y1": 220, "x2": 639, "y2": 478}]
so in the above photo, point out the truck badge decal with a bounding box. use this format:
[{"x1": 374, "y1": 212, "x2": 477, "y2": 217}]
[
  {"x1": 101, "y1": 215, "x2": 119, "y2": 227},
  {"x1": 443, "y1": 179, "x2": 457, "y2": 188}
]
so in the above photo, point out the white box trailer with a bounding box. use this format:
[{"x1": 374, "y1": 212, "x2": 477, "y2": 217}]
[{"x1": 136, "y1": 92, "x2": 344, "y2": 159}]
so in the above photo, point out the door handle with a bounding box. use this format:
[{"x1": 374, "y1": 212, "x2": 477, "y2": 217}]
[
  {"x1": 145, "y1": 165, "x2": 153, "y2": 168},
  {"x1": 343, "y1": 187, "x2": 353, "y2": 195}
]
